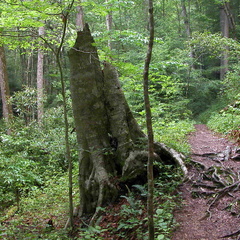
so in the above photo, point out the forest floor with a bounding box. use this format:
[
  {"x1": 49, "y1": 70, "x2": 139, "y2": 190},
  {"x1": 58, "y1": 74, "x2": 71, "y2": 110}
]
[
  {"x1": 171, "y1": 124, "x2": 240, "y2": 240},
  {"x1": 1, "y1": 124, "x2": 240, "y2": 240}
]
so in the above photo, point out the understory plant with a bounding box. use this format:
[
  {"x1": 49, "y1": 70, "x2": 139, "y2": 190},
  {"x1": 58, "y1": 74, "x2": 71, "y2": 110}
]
[
  {"x1": 0, "y1": 100, "x2": 78, "y2": 209},
  {"x1": 85, "y1": 163, "x2": 182, "y2": 240},
  {"x1": 208, "y1": 96, "x2": 240, "y2": 137},
  {"x1": 0, "y1": 167, "x2": 79, "y2": 240}
]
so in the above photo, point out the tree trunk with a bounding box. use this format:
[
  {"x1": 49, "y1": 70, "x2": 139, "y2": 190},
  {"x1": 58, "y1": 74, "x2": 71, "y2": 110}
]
[
  {"x1": 0, "y1": 45, "x2": 13, "y2": 130},
  {"x1": 181, "y1": 0, "x2": 191, "y2": 38},
  {"x1": 37, "y1": 25, "x2": 45, "y2": 124},
  {"x1": 68, "y1": 24, "x2": 188, "y2": 220},
  {"x1": 181, "y1": 0, "x2": 194, "y2": 97},
  {"x1": 220, "y1": 2, "x2": 229, "y2": 80},
  {"x1": 76, "y1": 0, "x2": 85, "y2": 31},
  {"x1": 105, "y1": 0, "x2": 113, "y2": 50},
  {"x1": 143, "y1": 0, "x2": 155, "y2": 237}
]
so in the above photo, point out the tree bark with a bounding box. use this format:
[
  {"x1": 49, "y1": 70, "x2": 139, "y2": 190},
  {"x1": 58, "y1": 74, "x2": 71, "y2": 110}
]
[
  {"x1": 181, "y1": 0, "x2": 195, "y2": 97},
  {"x1": 0, "y1": 45, "x2": 13, "y2": 131},
  {"x1": 76, "y1": 0, "x2": 85, "y2": 31},
  {"x1": 181, "y1": 0, "x2": 191, "y2": 38},
  {"x1": 68, "y1": 24, "x2": 188, "y2": 220},
  {"x1": 143, "y1": 0, "x2": 155, "y2": 237},
  {"x1": 37, "y1": 24, "x2": 45, "y2": 124},
  {"x1": 220, "y1": 2, "x2": 229, "y2": 80},
  {"x1": 105, "y1": 0, "x2": 113, "y2": 50}
]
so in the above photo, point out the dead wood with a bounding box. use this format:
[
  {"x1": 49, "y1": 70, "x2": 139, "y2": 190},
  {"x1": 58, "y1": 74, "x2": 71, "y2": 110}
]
[
  {"x1": 192, "y1": 146, "x2": 233, "y2": 161},
  {"x1": 192, "y1": 158, "x2": 240, "y2": 220},
  {"x1": 231, "y1": 153, "x2": 240, "y2": 161},
  {"x1": 191, "y1": 190, "x2": 216, "y2": 197},
  {"x1": 68, "y1": 24, "x2": 189, "y2": 220},
  {"x1": 192, "y1": 152, "x2": 218, "y2": 157},
  {"x1": 221, "y1": 229, "x2": 240, "y2": 238},
  {"x1": 192, "y1": 183, "x2": 217, "y2": 189},
  {"x1": 222, "y1": 146, "x2": 232, "y2": 160}
]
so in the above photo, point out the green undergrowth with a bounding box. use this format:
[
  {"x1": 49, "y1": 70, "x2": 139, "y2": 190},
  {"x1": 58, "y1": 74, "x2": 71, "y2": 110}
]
[
  {"x1": 0, "y1": 163, "x2": 183, "y2": 240},
  {"x1": 154, "y1": 119, "x2": 195, "y2": 154},
  {"x1": 80, "y1": 163, "x2": 182, "y2": 240},
  {"x1": 208, "y1": 112, "x2": 240, "y2": 134},
  {"x1": 78, "y1": 120, "x2": 194, "y2": 240},
  {"x1": 0, "y1": 116, "x2": 194, "y2": 239},
  {"x1": 207, "y1": 97, "x2": 240, "y2": 142},
  {"x1": 0, "y1": 171, "x2": 79, "y2": 240}
]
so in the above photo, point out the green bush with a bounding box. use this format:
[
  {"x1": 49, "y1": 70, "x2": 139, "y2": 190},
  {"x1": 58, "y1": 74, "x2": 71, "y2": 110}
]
[
  {"x1": 154, "y1": 120, "x2": 195, "y2": 154},
  {"x1": 208, "y1": 112, "x2": 240, "y2": 134},
  {"x1": 208, "y1": 96, "x2": 240, "y2": 134},
  {"x1": 0, "y1": 104, "x2": 78, "y2": 208}
]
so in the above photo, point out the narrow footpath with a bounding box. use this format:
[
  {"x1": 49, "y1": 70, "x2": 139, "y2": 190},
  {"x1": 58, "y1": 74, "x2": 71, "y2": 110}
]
[{"x1": 171, "y1": 124, "x2": 240, "y2": 240}]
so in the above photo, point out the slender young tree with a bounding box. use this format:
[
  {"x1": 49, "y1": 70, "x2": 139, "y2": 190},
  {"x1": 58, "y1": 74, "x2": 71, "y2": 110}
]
[
  {"x1": 143, "y1": 0, "x2": 155, "y2": 238},
  {"x1": 36, "y1": 0, "x2": 76, "y2": 229},
  {"x1": 57, "y1": 6, "x2": 75, "y2": 229}
]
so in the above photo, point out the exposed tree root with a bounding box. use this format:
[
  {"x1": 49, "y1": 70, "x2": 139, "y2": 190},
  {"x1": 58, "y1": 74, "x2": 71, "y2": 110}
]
[
  {"x1": 192, "y1": 146, "x2": 235, "y2": 162},
  {"x1": 189, "y1": 146, "x2": 240, "y2": 221},
  {"x1": 190, "y1": 159, "x2": 208, "y2": 170},
  {"x1": 154, "y1": 142, "x2": 188, "y2": 178}
]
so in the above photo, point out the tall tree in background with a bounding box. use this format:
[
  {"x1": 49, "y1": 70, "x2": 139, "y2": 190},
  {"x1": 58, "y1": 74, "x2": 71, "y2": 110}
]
[
  {"x1": 37, "y1": 24, "x2": 45, "y2": 124},
  {"x1": 106, "y1": 0, "x2": 113, "y2": 50},
  {"x1": 220, "y1": 1, "x2": 230, "y2": 80},
  {"x1": 0, "y1": 45, "x2": 13, "y2": 132},
  {"x1": 76, "y1": 0, "x2": 85, "y2": 31},
  {"x1": 181, "y1": 0, "x2": 191, "y2": 39},
  {"x1": 143, "y1": 0, "x2": 155, "y2": 238},
  {"x1": 181, "y1": 0, "x2": 194, "y2": 96}
]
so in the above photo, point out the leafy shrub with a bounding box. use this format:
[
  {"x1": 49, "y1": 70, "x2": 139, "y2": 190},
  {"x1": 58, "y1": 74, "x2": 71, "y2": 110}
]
[
  {"x1": 208, "y1": 112, "x2": 240, "y2": 134},
  {"x1": 0, "y1": 168, "x2": 79, "y2": 239},
  {"x1": 208, "y1": 97, "x2": 240, "y2": 135},
  {"x1": 0, "y1": 104, "x2": 78, "y2": 208},
  {"x1": 154, "y1": 120, "x2": 195, "y2": 154},
  {"x1": 224, "y1": 65, "x2": 240, "y2": 101}
]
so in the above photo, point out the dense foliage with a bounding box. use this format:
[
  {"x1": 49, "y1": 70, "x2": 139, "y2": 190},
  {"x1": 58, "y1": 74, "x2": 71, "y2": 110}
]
[{"x1": 0, "y1": 0, "x2": 240, "y2": 239}]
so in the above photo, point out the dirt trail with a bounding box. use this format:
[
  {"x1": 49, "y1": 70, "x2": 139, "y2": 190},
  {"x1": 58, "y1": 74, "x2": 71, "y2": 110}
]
[{"x1": 171, "y1": 124, "x2": 240, "y2": 240}]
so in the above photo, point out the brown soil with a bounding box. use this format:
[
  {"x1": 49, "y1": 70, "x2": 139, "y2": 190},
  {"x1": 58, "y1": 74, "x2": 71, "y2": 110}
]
[{"x1": 171, "y1": 124, "x2": 240, "y2": 240}]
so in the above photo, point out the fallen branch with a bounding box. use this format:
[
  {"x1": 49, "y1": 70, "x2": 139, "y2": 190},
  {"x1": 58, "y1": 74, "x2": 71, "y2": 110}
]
[
  {"x1": 221, "y1": 229, "x2": 240, "y2": 238},
  {"x1": 191, "y1": 190, "x2": 216, "y2": 197},
  {"x1": 192, "y1": 183, "x2": 217, "y2": 190},
  {"x1": 193, "y1": 146, "x2": 233, "y2": 161},
  {"x1": 231, "y1": 154, "x2": 240, "y2": 161},
  {"x1": 154, "y1": 142, "x2": 188, "y2": 178},
  {"x1": 192, "y1": 152, "x2": 218, "y2": 158}
]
